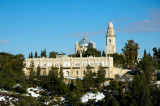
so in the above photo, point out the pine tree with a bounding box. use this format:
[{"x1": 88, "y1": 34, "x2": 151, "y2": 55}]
[
  {"x1": 96, "y1": 65, "x2": 106, "y2": 86},
  {"x1": 36, "y1": 66, "x2": 41, "y2": 80},
  {"x1": 75, "y1": 78, "x2": 84, "y2": 92},
  {"x1": 29, "y1": 61, "x2": 35, "y2": 84},
  {"x1": 129, "y1": 73, "x2": 152, "y2": 106},
  {"x1": 83, "y1": 65, "x2": 95, "y2": 91}
]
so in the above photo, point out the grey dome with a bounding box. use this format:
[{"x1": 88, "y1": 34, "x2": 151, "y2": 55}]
[{"x1": 78, "y1": 35, "x2": 90, "y2": 46}]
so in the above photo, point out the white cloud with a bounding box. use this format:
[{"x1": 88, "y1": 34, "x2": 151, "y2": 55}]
[
  {"x1": 0, "y1": 40, "x2": 9, "y2": 44},
  {"x1": 66, "y1": 31, "x2": 106, "y2": 37},
  {"x1": 117, "y1": 8, "x2": 160, "y2": 33}
]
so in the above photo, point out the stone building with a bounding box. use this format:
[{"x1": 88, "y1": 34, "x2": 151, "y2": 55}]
[
  {"x1": 106, "y1": 21, "x2": 116, "y2": 55},
  {"x1": 23, "y1": 21, "x2": 128, "y2": 79}
]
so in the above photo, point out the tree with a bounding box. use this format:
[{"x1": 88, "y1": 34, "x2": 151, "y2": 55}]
[
  {"x1": 29, "y1": 61, "x2": 35, "y2": 84},
  {"x1": 84, "y1": 48, "x2": 101, "y2": 57},
  {"x1": 122, "y1": 40, "x2": 139, "y2": 69},
  {"x1": 59, "y1": 66, "x2": 64, "y2": 81},
  {"x1": 30, "y1": 52, "x2": 33, "y2": 58},
  {"x1": 144, "y1": 49, "x2": 147, "y2": 57},
  {"x1": 29, "y1": 53, "x2": 31, "y2": 58},
  {"x1": 129, "y1": 73, "x2": 152, "y2": 106},
  {"x1": 75, "y1": 78, "x2": 84, "y2": 92},
  {"x1": 0, "y1": 52, "x2": 27, "y2": 92},
  {"x1": 83, "y1": 65, "x2": 95, "y2": 91},
  {"x1": 36, "y1": 66, "x2": 41, "y2": 80},
  {"x1": 139, "y1": 54, "x2": 154, "y2": 83},
  {"x1": 41, "y1": 49, "x2": 47, "y2": 57},
  {"x1": 96, "y1": 65, "x2": 106, "y2": 86},
  {"x1": 34, "y1": 51, "x2": 38, "y2": 58},
  {"x1": 67, "y1": 90, "x2": 81, "y2": 105},
  {"x1": 153, "y1": 47, "x2": 160, "y2": 70},
  {"x1": 49, "y1": 51, "x2": 58, "y2": 58},
  {"x1": 109, "y1": 53, "x2": 126, "y2": 68},
  {"x1": 102, "y1": 50, "x2": 106, "y2": 57}
]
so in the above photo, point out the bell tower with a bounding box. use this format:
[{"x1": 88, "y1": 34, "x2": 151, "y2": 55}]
[{"x1": 106, "y1": 21, "x2": 116, "y2": 55}]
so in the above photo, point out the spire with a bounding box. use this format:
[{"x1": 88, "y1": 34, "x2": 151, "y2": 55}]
[{"x1": 107, "y1": 21, "x2": 115, "y2": 36}]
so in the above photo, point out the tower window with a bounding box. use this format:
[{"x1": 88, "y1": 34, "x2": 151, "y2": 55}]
[
  {"x1": 109, "y1": 39, "x2": 111, "y2": 45},
  {"x1": 77, "y1": 70, "x2": 78, "y2": 75}
]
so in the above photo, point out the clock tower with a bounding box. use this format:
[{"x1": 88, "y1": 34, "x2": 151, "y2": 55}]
[{"x1": 106, "y1": 21, "x2": 116, "y2": 55}]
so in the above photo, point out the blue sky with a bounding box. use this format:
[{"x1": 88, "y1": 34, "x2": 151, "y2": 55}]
[{"x1": 0, "y1": 0, "x2": 160, "y2": 58}]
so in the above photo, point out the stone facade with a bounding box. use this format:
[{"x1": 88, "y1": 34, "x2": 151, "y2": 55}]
[
  {"x1": 106, "y1": 21, "x2": 116, "y2": 55},
  {"x1": 23, "y1": 21, "x2": 128, "y2": 79},
  {"x1": 23, "y1": 55, "x2": 114, "y2": 78}
]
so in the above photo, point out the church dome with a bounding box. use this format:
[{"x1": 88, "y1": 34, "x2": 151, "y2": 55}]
[{"x1": 78, "y1": 35, "x2": 90, "y2": 46}]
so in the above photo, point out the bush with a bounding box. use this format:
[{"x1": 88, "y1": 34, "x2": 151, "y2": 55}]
[{"x1": 15, "y1": 86, "x2": 26, "y2": 93}]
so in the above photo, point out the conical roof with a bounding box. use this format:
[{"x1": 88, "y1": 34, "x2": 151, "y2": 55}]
[{"x1": 78, "y1": 35, "x2": 90, "y2": 46}]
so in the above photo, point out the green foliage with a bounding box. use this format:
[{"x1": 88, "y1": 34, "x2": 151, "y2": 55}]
[
  {"x1": 153, "y1": 47, "x2": 160, "y2": 70},
  {"x1": 41, "y1": 49, "x2": 47, "y2": 57},
  {"x1": 102, "y1": 50, "x2": 106, "y2": 57},
  {"x1": 75, "y1": 78, "x2": 84, "y2": 92},
  {"x1": 96, "y1": 65, "x2": 106, "y2": 86},
  {"x1": 109, "y1": 53, "x2": 126, "y2": 68},
  {"x1": 0, "y1": 52, "x2": 27, "y2": 93},
  {"x1": 41, "y1": 67, "x2": 68, "y2": 95},
  {"x1": 122, "y1": 40, "x2": 139, "y2": 69},
  {"x1": 29, "y1": 61, "x2": 36, "y2": 84},
  {"x1": 49, "y1": 51, "x2": 58, "y2": 58},
  {"x1": 36, "y1": 66, "x2": 41, "y2": 82},
  {"x1": 129, "y1": 73, "x2": 152, "y2": 106},
  {"x1": 139, "y1": 54, "x2": 154, "y2": 83},
  {"x1": 34, "y1": 51, "x2": 38, "y2": 58},
  {"x1": 30, "y1": 52, "x2": 33, "y2": 58},
  {"x1": 59, "y1": 66, "x2": 64, "y2": 81},
  {"x1": 67, "y1": 90, "x2": 81, "y2": 105},
  {"x1": 84, "y1": 48, "x2": 101, "y2": 57},
  {"x1": 83, "y1": 65, "x2": 95, "y2": 90},
  {"x1": 98, "y1": 91, "x2": 119, "y2": 106}
]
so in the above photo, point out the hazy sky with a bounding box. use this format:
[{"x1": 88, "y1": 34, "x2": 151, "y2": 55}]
[{"x1": 0, "y1": 0, "x2": 160, "y2": 58}]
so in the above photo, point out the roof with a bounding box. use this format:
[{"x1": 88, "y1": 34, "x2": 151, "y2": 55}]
[{"x1": 78, "y1": 35, "x2": 90, "y2": 46}]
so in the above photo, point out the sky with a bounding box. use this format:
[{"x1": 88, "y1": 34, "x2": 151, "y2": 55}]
[{"x1": 0, "y1": 0, "x2": 160, "y2": 58}]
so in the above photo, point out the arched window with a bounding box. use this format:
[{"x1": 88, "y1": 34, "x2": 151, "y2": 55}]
[
  {"x1": 109, "y1": 39, "x2": 111, "y2": 45},
  {"x1": 66, "y1": 71, "x2": 69, "y2": 77},
  {"x1": 77, "y1": 70, "x2": 78, "y2": 75},
  {"x1": 83, "y1": 70, "x2": 85, "y2": 75}
]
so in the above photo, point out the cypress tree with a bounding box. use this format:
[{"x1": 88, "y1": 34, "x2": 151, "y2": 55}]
[
  {"x1": 29, "y1": 53, "x2": 31, "y2": 58},
  {"x1": 102, "y1": 50, "x2": 106, "y2": 57},
  {"x1": 30, "y1": 52, "x2": 33, "y2": 58},
  {"x1": 144, "y1": 49, "x2": 147, "y2": 57},
  {"x1": 59, "y1": 65, "x2": 64, "y2": 81},
  {"x1": 34, "y1": 51, "x2": 38, "y2": 58}
]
